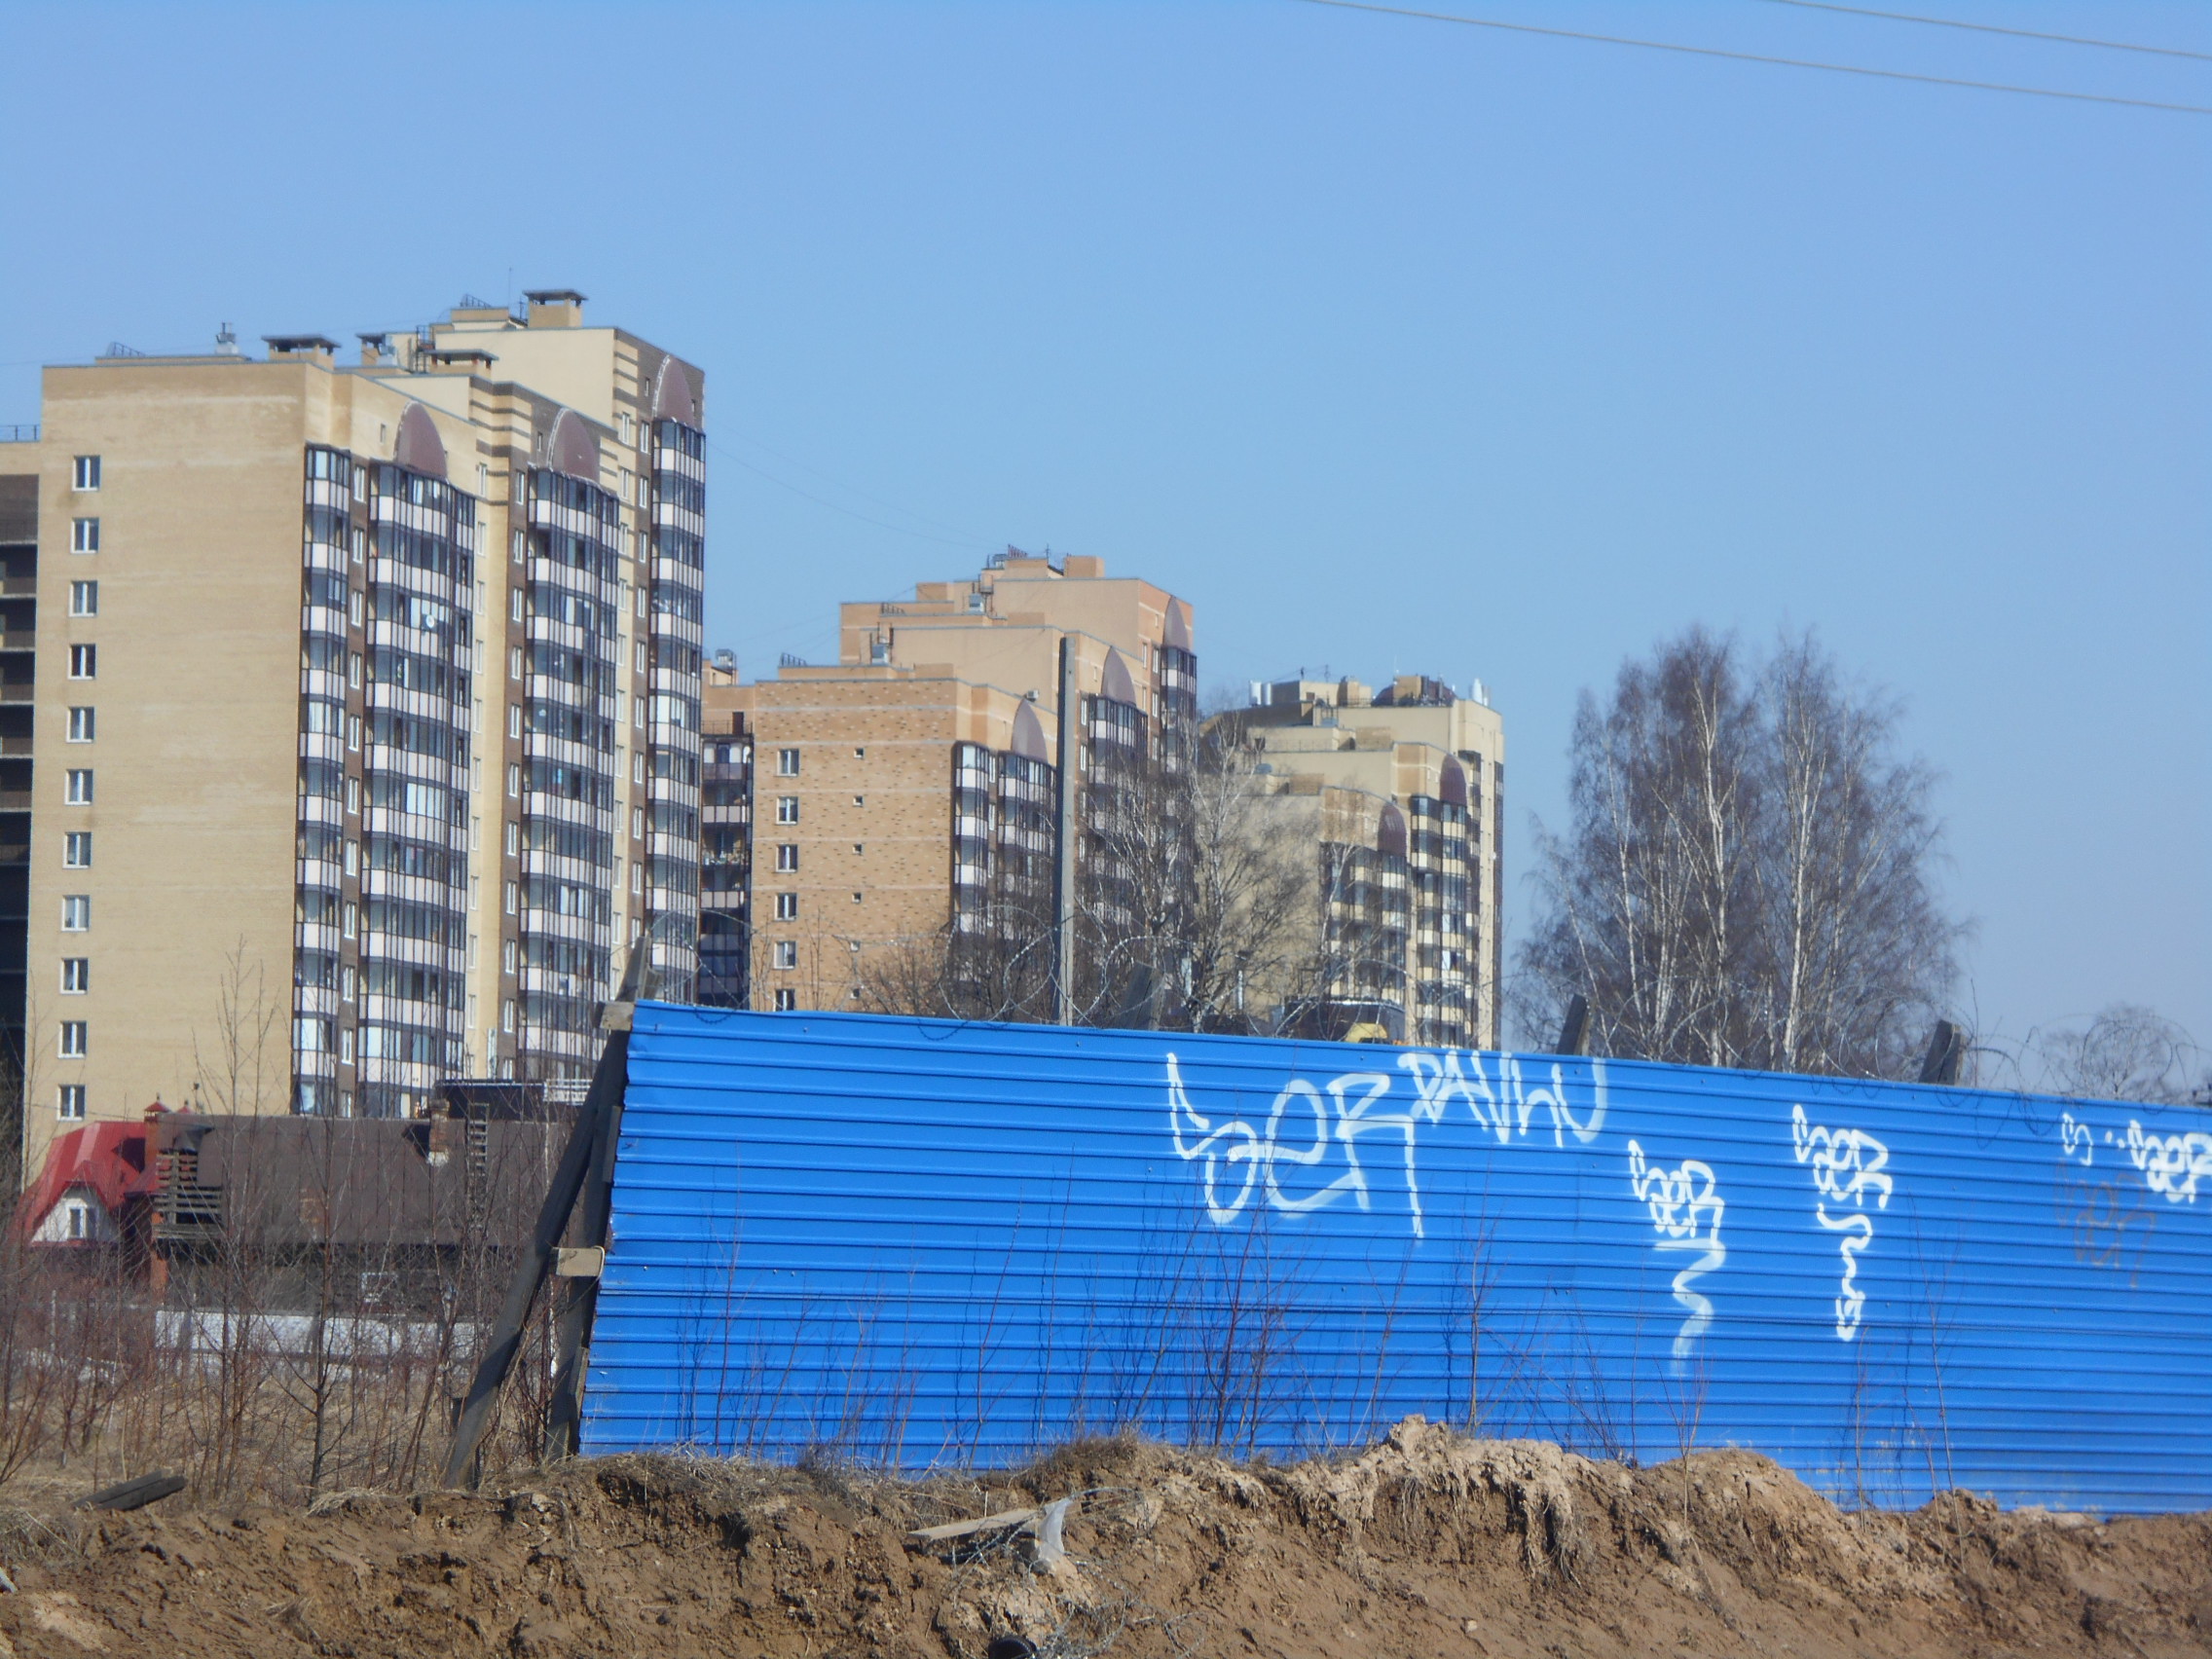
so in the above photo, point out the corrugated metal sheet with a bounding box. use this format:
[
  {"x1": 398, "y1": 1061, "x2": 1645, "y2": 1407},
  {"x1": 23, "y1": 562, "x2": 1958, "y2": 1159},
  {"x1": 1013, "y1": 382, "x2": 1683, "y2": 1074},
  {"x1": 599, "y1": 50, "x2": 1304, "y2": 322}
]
[{"x1": 583, "y1": 1005, "x2": 2212, "y2": 1511}]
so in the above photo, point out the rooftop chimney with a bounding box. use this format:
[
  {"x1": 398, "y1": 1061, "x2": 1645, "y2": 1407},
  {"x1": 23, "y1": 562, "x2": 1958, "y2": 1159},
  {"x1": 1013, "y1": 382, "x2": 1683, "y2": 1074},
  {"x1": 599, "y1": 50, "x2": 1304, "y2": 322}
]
[{"x1": 523, "y1": 288, "x2": 587, "y2": 329}]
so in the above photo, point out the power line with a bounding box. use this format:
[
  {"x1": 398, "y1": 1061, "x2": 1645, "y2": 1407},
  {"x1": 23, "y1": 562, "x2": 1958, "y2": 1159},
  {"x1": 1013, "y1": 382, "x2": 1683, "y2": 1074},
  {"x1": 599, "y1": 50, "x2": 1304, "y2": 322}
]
[
  {"x1": 1751, "y1": 0, "x2": 2212, "y2": 63},
  {"x1": 707, "y1": 437, "x2": 999, "y2": 552},
  {"x1": 717, "y1": 424, "x2": 994, "y2": 545},
  {"x1": 1291, "y1": 0, "x2": 2212, "y2": 114}
]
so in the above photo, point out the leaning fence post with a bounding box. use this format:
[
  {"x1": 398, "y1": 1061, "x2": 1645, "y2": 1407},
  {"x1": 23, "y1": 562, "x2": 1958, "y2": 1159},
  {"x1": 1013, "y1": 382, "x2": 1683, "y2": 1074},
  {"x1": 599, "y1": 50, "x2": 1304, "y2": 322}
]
[
  {"x1": 442, "y1": 958, "x2": 641, "y2": 1488},
  {"x1": 1918, "y1": 1019, "x2": 1964, "y2": 1086},
  {"x1": 1552, "y1": 994, "x2": 1589, "y2": 1056}
]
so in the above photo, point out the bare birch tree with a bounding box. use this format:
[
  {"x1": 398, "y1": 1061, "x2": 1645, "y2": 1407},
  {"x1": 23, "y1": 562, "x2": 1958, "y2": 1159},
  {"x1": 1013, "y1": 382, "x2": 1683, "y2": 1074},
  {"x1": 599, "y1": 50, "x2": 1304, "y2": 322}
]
[{"x1": 1522, "y1": 628, "x2": 1963, "y2": 1079}]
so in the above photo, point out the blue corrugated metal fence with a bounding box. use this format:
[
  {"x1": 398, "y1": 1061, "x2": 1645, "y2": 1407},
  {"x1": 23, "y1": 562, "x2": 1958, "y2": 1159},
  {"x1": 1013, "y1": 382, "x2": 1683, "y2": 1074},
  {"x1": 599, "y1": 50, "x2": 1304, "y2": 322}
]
[{"x1": 582, "y1": 1005, "x2": 2212, "y2": 1511}]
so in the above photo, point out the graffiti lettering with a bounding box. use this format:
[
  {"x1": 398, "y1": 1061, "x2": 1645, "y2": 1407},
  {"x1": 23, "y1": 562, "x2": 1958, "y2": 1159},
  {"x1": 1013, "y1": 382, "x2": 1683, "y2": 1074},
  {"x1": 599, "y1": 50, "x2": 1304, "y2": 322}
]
[
  {"x1": 2059, "y1": 1111, "x2": 2093, "y2": 1166},
  {"x1": 1626, "y1": 1141, "x2": 1726, "y2": 1365},
  {"x1": 1792, "y1": 1104, "x2": 1891, "y2": 1341},
  {"x1": 1168, "y1": 1050, "x2": 1610, "y2": 1239},
  {"x1": 2125, "y1": 1121, "x2": 2212, "y2": 1205}
]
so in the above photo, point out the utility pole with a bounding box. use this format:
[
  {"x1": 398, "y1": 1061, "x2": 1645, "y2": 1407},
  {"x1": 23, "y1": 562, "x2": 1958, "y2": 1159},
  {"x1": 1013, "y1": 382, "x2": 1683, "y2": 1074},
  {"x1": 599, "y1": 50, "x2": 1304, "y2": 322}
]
[{"x1": 1051, "y1": 635, "x2": 1080, "y2": 1024}]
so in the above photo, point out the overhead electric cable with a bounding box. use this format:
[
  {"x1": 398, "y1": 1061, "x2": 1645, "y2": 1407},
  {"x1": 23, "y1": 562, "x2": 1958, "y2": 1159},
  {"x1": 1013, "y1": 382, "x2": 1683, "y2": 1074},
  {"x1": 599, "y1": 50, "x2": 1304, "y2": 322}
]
[
  {"x1": 708, "y1": 437, "x2": 999, "y2": 552},
  {"x1": 1292, "y1": 0, "x2": 2212, "y2": 113},
  {"x1": 1751, "y1": 0, "x2": 2212, "y2": 63}
]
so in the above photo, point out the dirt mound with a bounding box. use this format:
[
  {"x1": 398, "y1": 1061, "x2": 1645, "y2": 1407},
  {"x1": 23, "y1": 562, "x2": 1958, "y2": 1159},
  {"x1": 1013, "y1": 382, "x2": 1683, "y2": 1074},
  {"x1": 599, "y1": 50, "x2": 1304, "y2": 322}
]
[{"x1": 2, "y1": 1418, "x2": 2208, "y2": 1657}]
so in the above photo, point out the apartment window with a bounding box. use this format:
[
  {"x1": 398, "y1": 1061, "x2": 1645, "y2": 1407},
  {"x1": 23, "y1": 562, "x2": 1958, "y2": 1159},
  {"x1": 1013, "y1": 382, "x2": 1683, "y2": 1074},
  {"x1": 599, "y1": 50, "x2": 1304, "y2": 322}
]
[
  {"x1": 853, "y1": 843, "x2": 864, "y2": 856},
  {"x1": 852, "y1": 891, "x2": 864, "y2": 903},
  {"x1": 57, "y1": 1084, "x2": 86, "y2": 1121},
  {"x1": 343, "y1": 838, "x2": 358, "y2": 876},
  {"x1": 342, "y1": 901, "x2": 357, "y2": 939},
  {"x1": 775, "y1": 843, "x2": 798, "y2": 872},
  {"x1": 854, "y1": 747, "x2": 866, "y2": 758},
  {"x1": 508, "y1": 705, "x2": 522, "y2": 738},
  {"x1": 501, "y1": 939, "x2": 517, "y2": 975},
  {"x1": 631, "y1": 863, "x2": 642, "y2": 894},
  {"x1": 777, "y1": 748, "x2": 800, "y2": 776},
  {"x1": 631, "y1": 808, "x2": 644, "y2": 840},
  {"x1": 773, "y1": 940, "x2": 798, "y2": 970},
  {"x1": 346, "y1": 715, "x2": 360, "y2": 752},
  {"x1": 60, "y1": 958, "x2": 88, "y2": 994},
  {"x1": 66, "y1": 707, "x2": 94, "y2": 743},
  {"x1": 776, "y1": 795, "x2": 799, "y2": 826},
  {"x1": 341, "y1": 965, "x2": 356, "y2": 1002},
  {"x1": 506, "y1": 763, "x2": 520, "y2": 797},
  {"x1": 72, "y1": 455, "x2": 100, "y2": 491},
  {"x1": 501, "y1": 998, "x2": 516, "y2": 1033},
  {"x1": 348, "y1": 650, "x2": 362, "y2": 687},
  {"x1": 61, "y1": 895, "x2": 90, "y2": 932},
  {"x1": 774, "y1": 892, "x2": 798, "y2": 920},
  {"x1": 68, "y1": 580, "x2": 97, "y2": 617},
  {"x1": 58, "y1": 1021, "x2": 87, "y2": 1059},
  {"x1": 477, "y1": 462, "x2": 490, "y2": 497},
  {"x1": 64, "y1": 769, "x2": 92, "y2": 805},
  {"x1": 509, "y1": 647, "x2": 524, "y2": 680},
  {"x1": 349, "y1": 590, "x2": 363, "y2": 627},
  {"x1": 853, "y1": 794, "x2": 865, "y2": 807},
  {"x1": 67, "y1": 645, "x2": 95, "y2": 680},
  {"x1": 512, "y1": 530, "x2": 526, "y2": 564},
  {"x1": 71, "y1": 517, "x2": 99, "y2": 553},
  {"x1": 340, "y1": 1027, "x2": 356, "y2": 1065},
  {"x1": 772, "y1": 989, "x2": 797, "y2": 1012},
  {"x1": 503, "y1": 881, "x2": 517, "y2": 915},
  {"x1": 504, "y1": 821, "x2": 520, "y2": 856},
  {"x1": 510, "y1": 589, "x2": 523, "y2": 623},
  {"x1": 62, "y1": 831, "x2": 92, "y2": 868}
]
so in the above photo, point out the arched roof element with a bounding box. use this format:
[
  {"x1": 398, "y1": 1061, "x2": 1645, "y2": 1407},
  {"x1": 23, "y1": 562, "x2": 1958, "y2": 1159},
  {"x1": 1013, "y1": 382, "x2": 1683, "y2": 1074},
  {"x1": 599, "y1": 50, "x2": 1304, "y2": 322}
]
[
  {"x1": 392, "y1": 403, "x2": 447, "y2": 478},
  {"x1": 1099, "y1": 649, "x2": 1138, "y2": 708},
  {"x1": 545, "y1": 408, "x2": 601, "y2": 482},
  {"x1": 1011, "y1": 702, "x2": 1051, "y2": 763},
  {"x1": 651, "y1": 357, "x2": 700, "y2": 425},
  {"x1": 1378, "y1": 802, "x2": 1408, "y2": 860}
]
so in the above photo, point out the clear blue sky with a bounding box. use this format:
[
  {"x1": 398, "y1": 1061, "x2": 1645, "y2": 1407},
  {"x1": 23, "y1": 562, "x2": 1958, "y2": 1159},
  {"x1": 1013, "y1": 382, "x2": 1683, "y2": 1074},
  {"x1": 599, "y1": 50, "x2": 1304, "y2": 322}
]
[{"x1": 3, "y1": 1, "x2": 2204, "y2": 1051}]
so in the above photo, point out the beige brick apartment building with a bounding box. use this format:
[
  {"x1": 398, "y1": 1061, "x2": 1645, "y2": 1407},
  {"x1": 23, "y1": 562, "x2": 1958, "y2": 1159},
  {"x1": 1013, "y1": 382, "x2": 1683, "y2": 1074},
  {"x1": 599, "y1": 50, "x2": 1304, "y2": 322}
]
[
  {"x1": 702, "y1": 558, "x2": 1505, "y2": 1048},
  {"x1": 1, "y1": 294, "x2": 707, "y2": 1184}
]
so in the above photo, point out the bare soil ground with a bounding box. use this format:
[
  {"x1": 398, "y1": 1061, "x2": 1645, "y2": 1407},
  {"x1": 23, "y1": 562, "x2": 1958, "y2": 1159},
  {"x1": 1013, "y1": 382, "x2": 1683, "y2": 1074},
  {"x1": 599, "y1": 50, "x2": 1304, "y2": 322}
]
[{"x1": 1, "y1": 1419, "x2": 2207, "y2": 1658}]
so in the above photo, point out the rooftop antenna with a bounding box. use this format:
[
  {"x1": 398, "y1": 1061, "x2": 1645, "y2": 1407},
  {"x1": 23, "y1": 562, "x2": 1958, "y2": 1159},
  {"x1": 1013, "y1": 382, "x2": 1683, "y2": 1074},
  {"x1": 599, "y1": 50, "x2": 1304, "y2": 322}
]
[{"x1": 215, "y1": 322, "x2": 239, "y2": 356}]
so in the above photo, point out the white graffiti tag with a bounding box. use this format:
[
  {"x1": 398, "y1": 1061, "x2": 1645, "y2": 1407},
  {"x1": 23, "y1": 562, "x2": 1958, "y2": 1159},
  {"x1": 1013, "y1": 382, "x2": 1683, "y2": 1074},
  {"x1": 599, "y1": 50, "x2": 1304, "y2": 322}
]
[
  {"x1": 1167, "y1": 1056, "x2": 1418, "y2": 1233},
  {"x1": 1393, "y1": 1049, "x2": 1609, "y2": 1147},
  {"x1": 1626, "y1": 1143, "x2": 1726, "y2": 1364},
  {"x1": 2125, "y1": 1121, "x2": 2212, "y2": 1204},
  {"x1": 1791, "y1": 1104, "x2": 1892, "y2": 1342},
  {"x1": 1167, "y1": 1051, "x2": 1609, "y2": 1239},
  {"x1": 2059, "y1": 1111, "x2": 2094, "y2": 1166}
]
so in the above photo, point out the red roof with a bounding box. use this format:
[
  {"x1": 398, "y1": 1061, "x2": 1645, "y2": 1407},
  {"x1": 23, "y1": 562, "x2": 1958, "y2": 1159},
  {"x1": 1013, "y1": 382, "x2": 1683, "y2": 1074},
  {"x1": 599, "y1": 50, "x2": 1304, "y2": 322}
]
[{"x1": 18, "y1": 1112, "x2": 166, "y2": 1240}]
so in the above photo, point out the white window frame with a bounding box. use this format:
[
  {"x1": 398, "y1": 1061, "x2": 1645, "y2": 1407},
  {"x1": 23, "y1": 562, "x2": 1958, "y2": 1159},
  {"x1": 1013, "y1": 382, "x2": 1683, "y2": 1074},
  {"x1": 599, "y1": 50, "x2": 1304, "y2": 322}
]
[
  {"x1": 58, "y1": 1020, "x2": 87, "y2": 1058},
  {"x1": 57, "y1": 1084, "x2": 86, "y2": 1121},
  {"x1": 772, "y1": 988, "x2": 797, "y2": 1012},
  {"x1": 774, "y1": 892, "x2": 798, "y2": 920},
  {"x1": 67, "y1": 644, "x2": 95, "y2": 681},
  {"x1": 72, "y1": 455, "x2": 100, "y2": 492},
  {"x1": 68, "y1": 580, "x2": 97, "y2": 617},
  {"x1": 775, "y1": 843, "x2": 798, "y2": 872},
  {"x1": 776, "y1": 795, "x2": 799, "y2": 826},
  {"x1": 59, "y1": 957, "x2": 88, "y2": 994},
  {"x1": 64, "y1": 769, "x2": 92, "y2": 805},
  {"x1": 62, "y1": 831, "x2": 91, "y2": 868},
  {"x1": 61, "y1": 895, "x2": 90, "y2": 932},
  {"x1": 70, "y1": 517, "x2": 99, "y2": 553},
  {"x1": 66, "y1": 706, "x2": 94, "y2": 743},
  {"x1": 773, "y1": 940, "x2": 798, "y2": 970},
  {"x1": 777, "y1": 747, "x2": 800, "y2": 777}
]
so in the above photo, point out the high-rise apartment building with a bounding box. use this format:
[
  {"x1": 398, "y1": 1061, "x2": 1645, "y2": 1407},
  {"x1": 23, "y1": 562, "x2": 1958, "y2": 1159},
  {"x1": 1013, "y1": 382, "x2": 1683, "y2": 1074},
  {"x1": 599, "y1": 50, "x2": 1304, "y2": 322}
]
[
  {"x1": 2, "y1": 294, "x2": 706, "y2": 1185},
  {"x1": 702, "y1": 550, "x2": 1196, "y2": 1017},
  {"x1": 1233, "y1": 675, "x2": 1505, "y2": 1048}
]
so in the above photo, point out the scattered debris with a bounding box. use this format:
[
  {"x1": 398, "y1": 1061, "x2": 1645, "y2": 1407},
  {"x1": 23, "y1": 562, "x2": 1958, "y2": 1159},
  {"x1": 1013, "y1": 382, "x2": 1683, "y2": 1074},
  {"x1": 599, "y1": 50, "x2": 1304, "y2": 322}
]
[{"x1": 76, "y1": 1476, "x2": 185, "y2": 1514}]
